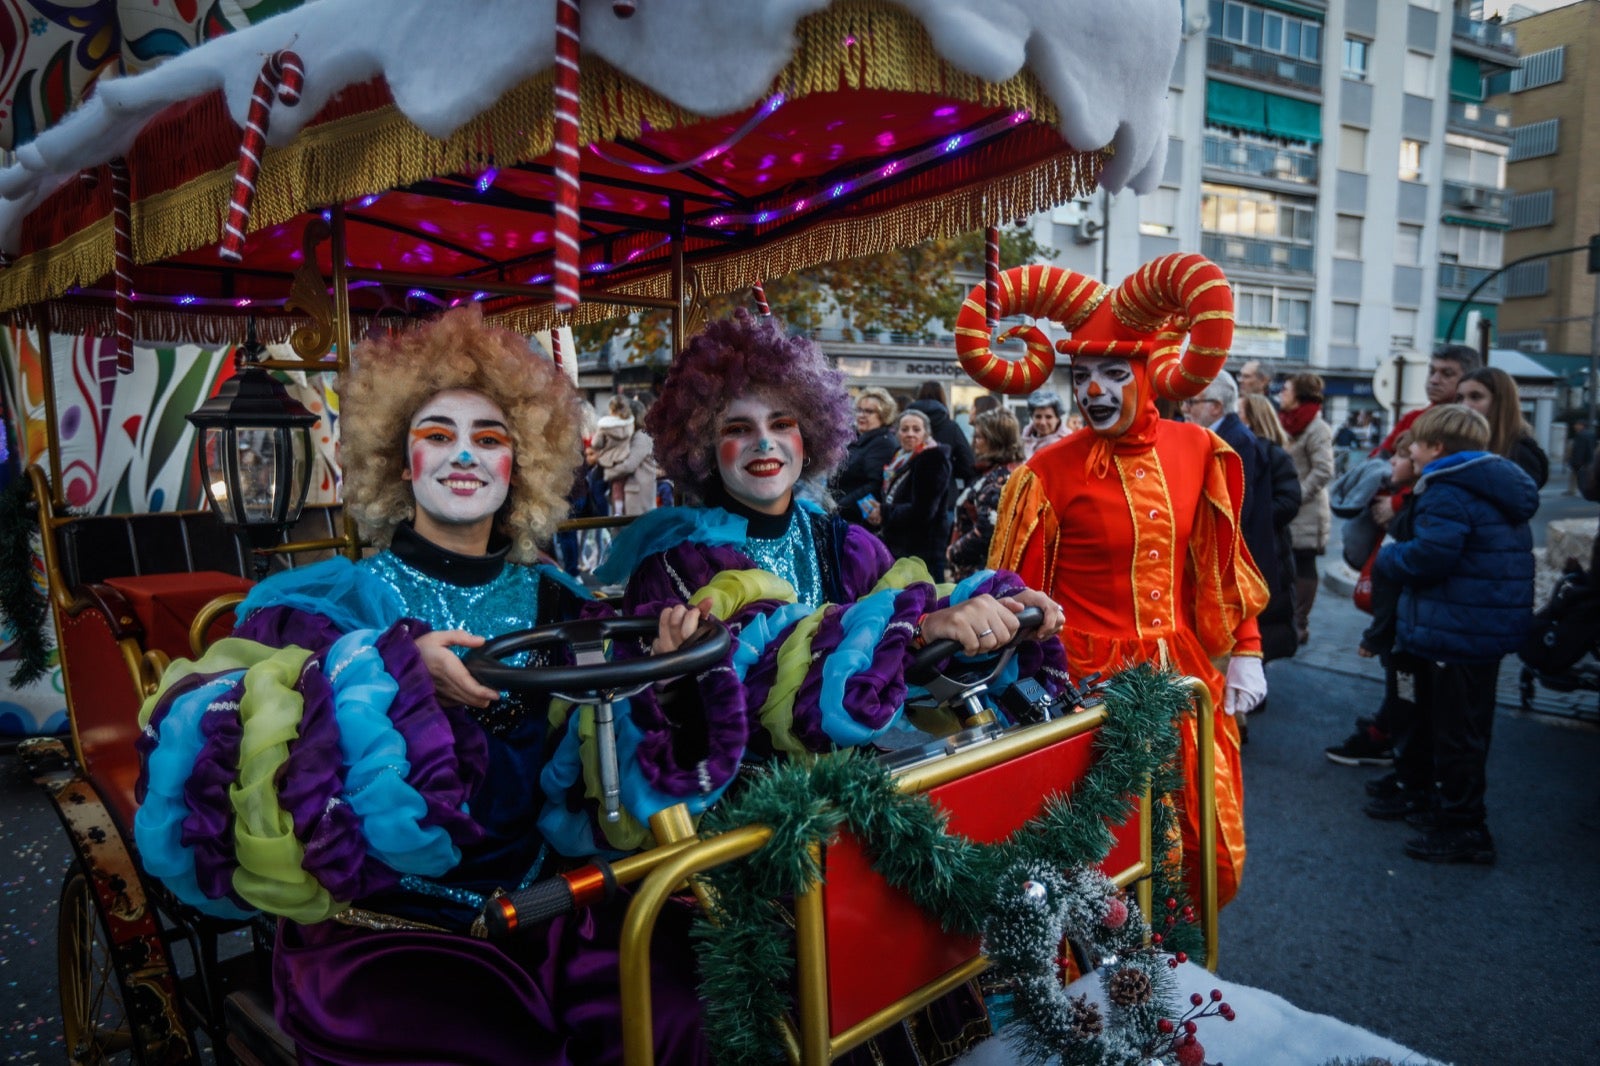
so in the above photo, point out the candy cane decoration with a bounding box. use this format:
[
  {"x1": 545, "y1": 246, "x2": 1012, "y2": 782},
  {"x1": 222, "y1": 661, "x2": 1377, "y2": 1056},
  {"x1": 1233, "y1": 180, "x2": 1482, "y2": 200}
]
[
  {"x1": 553, "y1": 0, "x2": 582, "y2": 310},
  {"x1": 220, "y1": 50, "x2": 304, "y2": 262},
  {"x1": 549, "y1": 328, "x2": 564, "y2": 371},
  {"x1": 752, "y1": 280, "x2": 771, "y2": 317},
  {"x1": 985, "y1": 226, "x2": 1000, "y2": 328},
  {"x1": 110, "y1": 158, "x2": 134, "y2": 373}
]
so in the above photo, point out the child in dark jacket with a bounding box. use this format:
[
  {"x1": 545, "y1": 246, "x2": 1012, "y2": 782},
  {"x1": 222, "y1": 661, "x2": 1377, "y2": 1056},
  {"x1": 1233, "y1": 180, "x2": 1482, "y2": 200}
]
[
  {"x1": 1371, "y1": 405, "x2": 1538, "y2": 864},
  {"x1": 1358, "y1": 434, "x2": 1418, "y2": 659}
]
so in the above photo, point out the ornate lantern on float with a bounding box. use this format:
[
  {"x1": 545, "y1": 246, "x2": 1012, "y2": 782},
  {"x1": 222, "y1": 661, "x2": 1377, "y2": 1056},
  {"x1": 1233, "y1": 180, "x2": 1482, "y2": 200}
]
[{"x1": 186, "y1": 322, "x2": 317, "y2": 575}]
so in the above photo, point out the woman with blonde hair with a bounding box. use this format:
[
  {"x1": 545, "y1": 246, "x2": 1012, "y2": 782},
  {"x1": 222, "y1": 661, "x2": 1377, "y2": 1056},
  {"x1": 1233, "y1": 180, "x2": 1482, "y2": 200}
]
[
  {"x1": 1457, "y1": 367, "x2": 1549, "y2": 488},
  {"x1": 832, "y1": 385, "x2": 900, "y2": 523},
  {"x1": 1240, "y1": 393, "x2": 1304, "y2": 661},
  {"x1": 136, "y1": 306, "x2": 707, "y2": 1064}
]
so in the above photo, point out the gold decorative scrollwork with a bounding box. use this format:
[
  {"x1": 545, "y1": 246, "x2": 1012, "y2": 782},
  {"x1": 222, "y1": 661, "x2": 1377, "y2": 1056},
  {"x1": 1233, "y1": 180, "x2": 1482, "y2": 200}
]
[{"x1": 286, "y1": 217, "x2": 335, "y2": 361}]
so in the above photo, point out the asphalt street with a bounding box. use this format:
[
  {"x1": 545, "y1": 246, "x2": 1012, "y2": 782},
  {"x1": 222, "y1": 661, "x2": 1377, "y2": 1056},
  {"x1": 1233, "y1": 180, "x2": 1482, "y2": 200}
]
[{"x1": 2, "y1": 484, "x2": 1596, "y2": 1064}]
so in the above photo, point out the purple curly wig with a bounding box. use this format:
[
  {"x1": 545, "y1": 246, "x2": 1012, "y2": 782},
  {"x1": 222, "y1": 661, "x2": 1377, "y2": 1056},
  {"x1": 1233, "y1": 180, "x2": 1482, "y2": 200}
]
[{"x1": 645, "y1": 310, "x2": 855, "y2": 500}]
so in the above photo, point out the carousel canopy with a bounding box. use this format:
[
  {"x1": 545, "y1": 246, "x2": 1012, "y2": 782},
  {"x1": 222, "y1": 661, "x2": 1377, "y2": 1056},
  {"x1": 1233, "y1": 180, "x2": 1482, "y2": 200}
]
[{"x1": 0, "y1": 0, "x2": 1180, "y2": 345}]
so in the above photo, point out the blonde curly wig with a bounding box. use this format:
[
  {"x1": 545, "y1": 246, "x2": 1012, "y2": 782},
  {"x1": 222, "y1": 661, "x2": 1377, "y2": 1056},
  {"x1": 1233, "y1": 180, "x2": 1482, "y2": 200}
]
[{"x1": 338, "y1": 306, "x2": 583, "y2": 564}]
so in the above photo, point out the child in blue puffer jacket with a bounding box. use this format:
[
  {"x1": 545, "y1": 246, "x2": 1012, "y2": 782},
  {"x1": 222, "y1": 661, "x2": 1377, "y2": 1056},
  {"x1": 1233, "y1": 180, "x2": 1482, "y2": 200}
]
[{"x1": 1373, "y1": 404, "x2": 1538, "y2": 865}]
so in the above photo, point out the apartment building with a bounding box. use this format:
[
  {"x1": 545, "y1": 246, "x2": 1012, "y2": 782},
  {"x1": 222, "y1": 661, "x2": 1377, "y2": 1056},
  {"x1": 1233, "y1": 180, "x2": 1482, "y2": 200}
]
[
  {"x1": 1037, "y1": 0, "x2": 1522, "y2": 423},
  {"x1": 1491, "y1": 1, "x2": 1600, "y2": 375}
]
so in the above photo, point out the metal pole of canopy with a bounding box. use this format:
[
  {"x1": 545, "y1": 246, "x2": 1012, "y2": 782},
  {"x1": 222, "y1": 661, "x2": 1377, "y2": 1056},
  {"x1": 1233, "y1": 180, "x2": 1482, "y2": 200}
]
[
  {"x1": 670, "y1": 195, "x2": 686, "y2": 356},
  {"x1": 34, "y1": 320, "x2": 64, "y2": 511},
  {"x1": 331, "y1": 203, "x2": 361, "y2": 560}
]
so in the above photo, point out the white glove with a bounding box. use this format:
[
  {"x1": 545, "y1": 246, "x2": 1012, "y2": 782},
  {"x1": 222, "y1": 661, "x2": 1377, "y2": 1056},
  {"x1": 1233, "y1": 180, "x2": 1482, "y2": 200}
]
[{"x1": 1224, "y1": 656, "x2": 1267, "y2": 716}]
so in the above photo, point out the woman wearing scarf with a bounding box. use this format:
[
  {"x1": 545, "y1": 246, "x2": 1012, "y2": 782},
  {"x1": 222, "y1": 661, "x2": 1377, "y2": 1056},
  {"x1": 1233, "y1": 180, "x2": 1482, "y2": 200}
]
[
  {"x1": 947, "y1": 409, "x2": 1025, "y2": 581},
  {"x1": 1279, "y1": 372, "x2": 1335, "y2": 645},
  {"x1": 867, "y1": 408, "x2": 954, "y2": 580}
]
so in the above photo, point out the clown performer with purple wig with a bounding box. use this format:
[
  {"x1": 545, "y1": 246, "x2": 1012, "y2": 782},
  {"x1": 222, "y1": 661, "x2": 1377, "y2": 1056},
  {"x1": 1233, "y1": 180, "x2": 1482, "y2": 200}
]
[
  {"x1": 131, "y1": 307, "x2": 707, "y2": 1066},
  {"x1": 576, "y1": 311, "x2": 1068, "y2": 852}
]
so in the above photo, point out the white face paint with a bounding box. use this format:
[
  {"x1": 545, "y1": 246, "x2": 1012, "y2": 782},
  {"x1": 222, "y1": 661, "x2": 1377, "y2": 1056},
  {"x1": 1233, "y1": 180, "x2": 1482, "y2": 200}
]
[
  {"x1": 716, "y1": 394, "x2": 805, "y2": 516},
  {"x1": 1070, "y1": 356, "x2": 1137, "y2": 435},
  {"x1": 403, "y1": 389, "x2": 514, "y2": 530}
]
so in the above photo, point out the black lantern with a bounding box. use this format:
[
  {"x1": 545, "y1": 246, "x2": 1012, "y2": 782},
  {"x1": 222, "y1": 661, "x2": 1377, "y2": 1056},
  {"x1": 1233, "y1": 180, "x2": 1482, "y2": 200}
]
[{"x1": 186, "y1": 323, "x2": 318, "y2": 574}]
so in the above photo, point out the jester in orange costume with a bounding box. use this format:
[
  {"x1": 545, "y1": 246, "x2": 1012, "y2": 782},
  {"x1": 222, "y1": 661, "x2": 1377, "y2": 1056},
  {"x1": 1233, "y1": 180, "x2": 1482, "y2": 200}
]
[{"x1": 959, "y1": 254, "x2": 1269, "y2": 908}]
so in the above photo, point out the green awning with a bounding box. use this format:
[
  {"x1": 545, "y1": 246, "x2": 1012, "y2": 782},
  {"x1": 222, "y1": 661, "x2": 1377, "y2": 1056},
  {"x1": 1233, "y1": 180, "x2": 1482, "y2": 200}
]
[
  {"x1": 1205, "y1": 80, "x2": 1322, "y2": 144},
  {"x1": 1257, "y1": 0, "x2": 1324, "y2": 19},
  {"x1": 1437, "y1": 300, "x2": 1497, "y2": 343},
  {"x1": 1442, "y1": 215, "x2": 1509, "y2": 230},
  {"x1": 1450, "y1": 54, "x2": 1485, "y2": 102}
]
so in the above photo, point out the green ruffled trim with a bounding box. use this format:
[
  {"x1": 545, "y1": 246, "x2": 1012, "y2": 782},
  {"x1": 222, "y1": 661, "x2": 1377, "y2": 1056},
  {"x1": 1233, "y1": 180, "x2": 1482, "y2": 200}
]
[
  {"x1": 228, "y1": 644, "x2": 342, "y2": 924},
  {"x1": 139, "y1": 637, "x2": 281, "y2": 727}
]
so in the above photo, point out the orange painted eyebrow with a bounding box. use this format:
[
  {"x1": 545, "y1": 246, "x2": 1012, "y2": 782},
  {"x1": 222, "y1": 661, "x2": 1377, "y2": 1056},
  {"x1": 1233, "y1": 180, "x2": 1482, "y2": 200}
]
[
  {"x1": 472, "y1": 428, "x2": 512, "y2": 446},
  {"x1": 411, "y1": 425, "x2": 457, "y2": 441}
]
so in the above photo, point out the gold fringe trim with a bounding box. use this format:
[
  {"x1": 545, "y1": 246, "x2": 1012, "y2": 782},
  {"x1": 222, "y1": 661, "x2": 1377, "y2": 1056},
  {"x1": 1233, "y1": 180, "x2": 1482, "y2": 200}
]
[
  {"x1": 0, "y1": 0, "x2": 1091, "y2": 316},
  {"x1": 493, "y1": 147, "x2": 1101, "y2": 336}
]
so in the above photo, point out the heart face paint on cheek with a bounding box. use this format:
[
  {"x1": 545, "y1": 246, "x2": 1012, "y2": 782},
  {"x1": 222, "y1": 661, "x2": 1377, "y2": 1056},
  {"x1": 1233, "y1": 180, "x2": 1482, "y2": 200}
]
[{"x1": 406, "y1": 389, "x2": 514, "y2": 527}]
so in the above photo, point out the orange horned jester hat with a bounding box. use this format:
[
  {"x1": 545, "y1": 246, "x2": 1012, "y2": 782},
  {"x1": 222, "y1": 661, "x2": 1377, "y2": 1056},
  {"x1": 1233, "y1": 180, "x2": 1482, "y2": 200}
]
[{"x1": 955, "y1": 251, "x2": 1235, "y2": 407}]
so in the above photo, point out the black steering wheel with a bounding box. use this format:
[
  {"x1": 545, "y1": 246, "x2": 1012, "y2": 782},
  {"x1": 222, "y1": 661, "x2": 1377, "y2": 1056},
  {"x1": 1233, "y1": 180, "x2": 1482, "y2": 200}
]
[{"x1": 464, "y1": 616, "x2": 730, "y2": 695}]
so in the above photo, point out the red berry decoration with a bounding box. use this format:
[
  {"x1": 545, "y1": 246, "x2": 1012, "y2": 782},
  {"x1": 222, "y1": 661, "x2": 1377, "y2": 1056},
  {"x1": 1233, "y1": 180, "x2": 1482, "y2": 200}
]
[
  {"x1": 1210, "y1": 988, "x2": 1223, "y2": 1001},
  {"x1": 1158, "y1": 1019, "x2": 1175, "y2": 1034},
  {"x1": 1152, "y1": 933, "x2": 1163, "y2": 945},
  {"x1": 1190, "y1": 992, "x2": 1204, "y2": 1006},
  {"x1": 1175, "y1": 951, "x2": 1188, "y2": 964},
  {"x1": 1167, "y1": 897, "x2": 1178, "y2": 910},
  {"x1": 1103, "y1": 897, "x2": 1129, "y2": 929},
  {"x1": 1175, "y1": 1038, "x2": 1206, "y2": 1066}
]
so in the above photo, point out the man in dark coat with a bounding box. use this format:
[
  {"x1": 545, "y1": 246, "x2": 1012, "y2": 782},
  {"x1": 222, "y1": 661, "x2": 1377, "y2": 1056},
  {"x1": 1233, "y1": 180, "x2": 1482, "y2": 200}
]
[{"x1": 1181, "y1": 371, "x2": 1280, "y2": 610}]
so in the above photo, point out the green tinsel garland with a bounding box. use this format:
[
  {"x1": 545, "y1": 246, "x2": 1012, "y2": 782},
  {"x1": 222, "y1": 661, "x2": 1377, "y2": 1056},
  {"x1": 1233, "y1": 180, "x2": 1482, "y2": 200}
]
[
  {"x1": 691, "y1": 664, "x2": 1201, "y2": 1066},
  {"x1": 0, "y1": 477, "x2": 52, "y2": 688}
]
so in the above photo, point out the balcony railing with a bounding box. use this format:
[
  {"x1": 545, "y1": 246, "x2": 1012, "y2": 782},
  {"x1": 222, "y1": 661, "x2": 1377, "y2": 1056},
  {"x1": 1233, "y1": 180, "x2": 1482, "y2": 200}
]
[
  {"x1": 1206, "y1": 38, "x2": 1322, "y2": 93},
  {"x1": 1452, "y1": 14, "x2": 1517, "y2": 55},
  {"x1": 1437, "y1": 262, "x2": 1505, "y2": 299},
  {"x1": 1203, "y1": 135, "x2": 1318, "y2": 184},
  {"x1": 1440, "y1": 179, "x2": 1509, "y2": 218},
  {"x1": 1200, "y1": 233, "x2": 1314, "y2": 276},
  {"x1": 1446, "y1": 100, "x2": 1512, "y2": 138}
]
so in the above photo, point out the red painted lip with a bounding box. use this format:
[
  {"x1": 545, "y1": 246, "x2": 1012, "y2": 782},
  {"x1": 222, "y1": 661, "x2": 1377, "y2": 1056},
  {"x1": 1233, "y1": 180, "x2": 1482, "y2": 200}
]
[{"x1": 744, "y1": 459, "x2": 784, "y2": 477}]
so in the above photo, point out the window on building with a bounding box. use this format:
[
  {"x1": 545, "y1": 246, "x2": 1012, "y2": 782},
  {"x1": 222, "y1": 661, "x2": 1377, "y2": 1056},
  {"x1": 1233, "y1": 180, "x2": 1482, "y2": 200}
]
[
  {"x1": 1234, "y1": 284, "x2": 1313, "y2": 357},
  {"x1": 1209, "y1": 1, "x2": 1322, "y2": 61},
  {"x1": 1342, "y1": 37, "x2": 1370, "y2": 81},
  {"x1": 1140, "y1": 187, "x2": 1180, "y2": 237},
  {"x1": 1338, "y1": 125, "x2": 1367, "y2": 171},
  {"x1": 1508, "y1": 190, "x2": 1555, "y2": 230},
  {"x1": 1443, "y1": 144, "x2": 1506, "y2": 188},
  {"x1": 1399, "y1": 139, "x2": 1426, "y2": 182},
  {"x1": 1168, "y1": 88, "x2": 1184, "y2": 138},
  {"x1": 1505, "y1": 260, "x2": 1549, "y2": 298},
  {"x1": 1396, "y1": 223, "x2": 1424, "y2": 266},
  {"x1": 1200, "y1": 183, "x2": 1315, "y2": 244},
  {"x1": 1403, "y1": 51, "x2": 1434, "y2": 97},
  {"x1": 1392, "y1": 309, "x2": 1419, "y2": 349},
  {"x1": 1511, "y1": 46, "x2": 1565, "y2": 92},
  {"x1": 1510, "y1": 119, "x2": 1560, "y2": 161},
  {"x1": 1331, "y1": 302, "x2": 1360, "y2": 344},
  {"x1": 1438, "y1": 224, "x2": 1503, "y2": 268},
  {"x1": 1335, "y1": 215, "x2": 1363, "y2": 258}
]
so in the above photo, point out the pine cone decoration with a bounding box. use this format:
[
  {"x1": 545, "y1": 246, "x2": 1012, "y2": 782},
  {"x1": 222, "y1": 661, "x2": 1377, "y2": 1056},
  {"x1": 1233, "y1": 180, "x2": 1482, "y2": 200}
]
[
  {"x1": 1068, "y1": 995, "x2": 1104, "y2": 1039},
  {"x1": 1106, "y1": 966, "x2": 1153, "y2": 1007}
]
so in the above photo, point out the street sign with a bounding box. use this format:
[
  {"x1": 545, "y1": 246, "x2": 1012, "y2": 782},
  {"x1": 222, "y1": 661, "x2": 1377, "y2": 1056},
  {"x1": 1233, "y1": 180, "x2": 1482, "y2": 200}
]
[{"x1": 1370, "y1": 350, "x2": 1431, "y2": 415}]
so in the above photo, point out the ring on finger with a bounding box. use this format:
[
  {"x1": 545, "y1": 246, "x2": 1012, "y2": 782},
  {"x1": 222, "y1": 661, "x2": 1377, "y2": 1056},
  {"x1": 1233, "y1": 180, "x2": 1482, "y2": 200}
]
[{"x1": 977, "y1": 627, "x2": 995, "y2": 638}]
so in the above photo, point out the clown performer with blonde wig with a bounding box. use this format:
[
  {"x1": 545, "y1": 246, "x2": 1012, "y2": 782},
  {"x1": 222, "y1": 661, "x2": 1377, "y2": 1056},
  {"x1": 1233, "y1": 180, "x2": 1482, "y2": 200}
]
[
  {"x1": 132, "y1": 307, "x2": 707, "y2": 1065},
  {"x1": 576, "y1": 311, "x2": 1069, "y2": 856},
  {"x1": 957, "y1": 253, "x2": 1269, "y2": 909}
]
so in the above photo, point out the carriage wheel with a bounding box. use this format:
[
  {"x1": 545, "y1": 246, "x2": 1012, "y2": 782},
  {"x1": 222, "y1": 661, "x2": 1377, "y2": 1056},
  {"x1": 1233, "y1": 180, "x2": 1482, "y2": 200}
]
[{"x1": 59, "y1": 866, "x2": 138, "y2": 1064}]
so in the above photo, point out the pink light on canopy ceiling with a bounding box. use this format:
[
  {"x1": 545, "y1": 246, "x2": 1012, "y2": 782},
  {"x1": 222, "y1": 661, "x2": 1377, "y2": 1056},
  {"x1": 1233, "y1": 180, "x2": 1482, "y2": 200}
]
[{"x1": 587, "y1": 93, "x2": 785, "y2": 175}]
